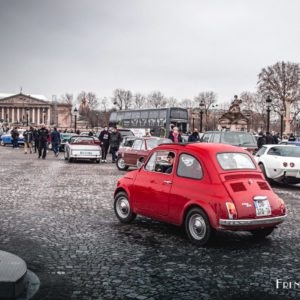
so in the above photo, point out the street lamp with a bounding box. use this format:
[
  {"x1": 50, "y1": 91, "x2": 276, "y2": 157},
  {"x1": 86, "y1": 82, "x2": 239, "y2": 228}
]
[
  {"x1": 199, "y1": 100, "x2": 205, "y2": 133},
  {"x1": 280, "y1": 107, "x2": 285, "y2": 139},
  {"x1": 266, "y1": 95, "x2": 272, "y2": 132},
  {"x1": 26, "y1": 107, "x2": 30, "y2": 126},
  {"x1": 74, "y1": 107, "x2": 78, "y2": 132},
  {"x1": 96, "y1": 113, "x2": 99, "y2": 127},
  {"x1": 212, "y1": 104, "x2": 218, "y2": 130}
]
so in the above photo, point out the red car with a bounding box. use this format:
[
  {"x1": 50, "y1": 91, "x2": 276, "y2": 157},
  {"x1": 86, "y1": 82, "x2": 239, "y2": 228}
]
[
  {"x1": 116, "y1": 137, "x2": 171, "y2": 170},
  {"x1": 114, "y1": 143, "x2": 286, "y2": 245}
]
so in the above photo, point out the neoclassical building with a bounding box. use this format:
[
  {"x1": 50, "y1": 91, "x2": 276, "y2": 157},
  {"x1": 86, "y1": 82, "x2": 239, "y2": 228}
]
[{"x1": 0, "y1": 93, "x2": 72, "y2": 128}]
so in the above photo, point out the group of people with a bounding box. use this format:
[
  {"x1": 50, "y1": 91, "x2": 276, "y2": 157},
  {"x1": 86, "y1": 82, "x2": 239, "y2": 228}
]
[{"x1": 257, "y1": 130, "x2": 296, "y2": 148}]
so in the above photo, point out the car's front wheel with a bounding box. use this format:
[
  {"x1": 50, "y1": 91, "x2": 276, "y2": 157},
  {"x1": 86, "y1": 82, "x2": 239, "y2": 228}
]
[
  {"x1": 114, "y1": 192, "x2": 136, "y2": 223},
  {"x1": 184, "y1": 207, "x2": 213, "y2": 246},
  {"x1": 250, "y1": 227, "x2": 275, "y2": 239},
  {"x1": 116, "y1": 157, "x2": 129, "y2": 171}
]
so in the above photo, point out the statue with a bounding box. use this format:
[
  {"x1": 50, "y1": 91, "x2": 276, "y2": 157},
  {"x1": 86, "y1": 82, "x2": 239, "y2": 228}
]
[{"x1": 79, "y1": 97, "x2": 90, "y2": 120}]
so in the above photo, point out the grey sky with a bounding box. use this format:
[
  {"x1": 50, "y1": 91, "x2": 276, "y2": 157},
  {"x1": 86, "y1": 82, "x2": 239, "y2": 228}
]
[{"x1": 0, "y1": 0, "x2": 300, "y2": 105}]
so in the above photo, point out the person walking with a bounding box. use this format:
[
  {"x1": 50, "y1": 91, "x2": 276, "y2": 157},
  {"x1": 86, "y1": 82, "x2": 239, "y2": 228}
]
[
  {"x1": 168, "y1": 126, "x2": 183, "y2": 143},
  {"x1": 288, "y1": 133, "x2": 296, "y2": 141},
  {"x1": 23, "y1": 126, "x2": 33, "y2": 154},
  {"x1": 265, "y1": 132, "x2": 275, "y2": 144},
  {"x1": 188, "y1": 128, "x2": 200, "y2": 142},
  {"x1": 51, "y1": 127, "x2": 61, "y2": 157},
  {"x1": 11, "y1": 127, "x2": 19, "y2": 148},
  {"x1": 257, "y1": 131, "x2": 266, "y2": 149},
  {"x1": 88, "y1": 129, "x2": 94, "y2": 136},
  {"x1": 271, "y1": 131, "x2": 279, "y2": 144},
  {"x1": 32, "y1": 127, "x2": 39, "y2": 153},
  {"x1": 37, "y1": 124, "x2": 49, "y2": 159},
  {"x1": 109, "y1": 127, "x2": 122, "y2": 163},
  {"x1": 99, "y1": 126, "x2": 110, "y2": 162}
]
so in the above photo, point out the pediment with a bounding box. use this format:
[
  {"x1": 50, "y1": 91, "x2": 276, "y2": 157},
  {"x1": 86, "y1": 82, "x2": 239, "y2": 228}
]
[{"x1": 0, "y1": 94, "x2": 49, "y2": 106}]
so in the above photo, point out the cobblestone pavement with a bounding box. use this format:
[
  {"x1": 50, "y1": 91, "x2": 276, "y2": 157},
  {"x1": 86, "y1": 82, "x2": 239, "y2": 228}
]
[{"x1": 0, "y1": 146, "x2": 299, "y2": 300}]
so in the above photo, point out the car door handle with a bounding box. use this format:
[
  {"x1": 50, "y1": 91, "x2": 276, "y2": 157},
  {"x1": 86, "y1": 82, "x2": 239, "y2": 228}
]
[{"x1": 163, "y1": 180, "x2": 172, "y2": 184}]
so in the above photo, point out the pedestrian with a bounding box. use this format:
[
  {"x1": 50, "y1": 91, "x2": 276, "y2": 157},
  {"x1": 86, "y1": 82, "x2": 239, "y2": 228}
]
[
  {"x1": 188, "y1": 128, "x2": 200, "y2": 142},
  {"x1": 288, "y1": 133, "x2": 296, "y2": 141},
  {"x1": 272, "y1": 131, "x2": 279, "y2": 144},
  {"x1": 32, "y1": 127, "x2": 39, "y2": 153},
  {"x1": 23, "y1": 126, "x2": 33, "y2": 154},
  {"x1": 257, "y1": 131, "x2": 266, "y2": 149},
  {"x1": 37, "y1": 124, "x2": 49, "y2": 159},
  {"x1": 168, "y1": 126, "x2": 183, "y2": 143},
  {"x1": 47, "y1": 128, "x2": 51, "y2": 151},
  {"x1": 76, "y1": 129, "x2": 80, "y2": 135},
  {"x1": 51, "y1": 127, "x2": 61, "y2": 157},
  {"x1": 99, "y1": 125, "x2": 110, "y2": 162},
  {"x1": 88, "y1": 129, "x2": 93, "y2": 136},
  {"x1": 109, "y1": 127, "x2": 122, "y2": 163},
  {"x1": 11, "y1": 127, "x2": 19, "y2": 148},
  {"x1": 265, "y1": 132, "x2": 275, "y2": 144}
]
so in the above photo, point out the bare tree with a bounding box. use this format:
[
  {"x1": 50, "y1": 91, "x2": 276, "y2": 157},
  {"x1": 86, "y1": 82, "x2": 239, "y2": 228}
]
[
  {"x1": 112, "y1": 89, "x2": 133, "y2": 110},
  {"x1": 166, "y1": 97, "x2": 178, "y2": 107},
  {"x1": 61, "y1": 93, "x2": 74, "y2": 106},
  {"x1": 86, "y1": 92, "x2": 99, "y2": 110},
  {"x1": 133, "y1": 93, "x2": 146, "y2": 109},
  {"x1": 100, "y1": 97, "x2": 108, "y2": 112},
  {"x1": 179, "y1": 98, "x2": 194, "y2": 109},
  {"x1": 147, "y1": 91, "x2": 167, "y2": 108}
]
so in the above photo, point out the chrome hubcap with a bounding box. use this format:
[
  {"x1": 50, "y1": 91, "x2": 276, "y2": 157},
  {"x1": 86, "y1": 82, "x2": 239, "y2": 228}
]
[
  {"x1": 118, "y1": 158, "x2": 125, "y2": 169},
  {"x1": 189, "y1": 214, "x2": 206, "y2": 240},
  {"x1": 116, "y1": 197, "x2": 130, "y2": 218}
]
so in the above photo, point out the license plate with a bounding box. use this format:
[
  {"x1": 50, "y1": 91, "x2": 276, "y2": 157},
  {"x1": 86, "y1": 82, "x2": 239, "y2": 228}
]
[
  {"x1": 80, "y1": 151, "x2": 93, "y2": 155},
  {"x1": 254, "y1": 200, "x2": 271, "y2": 216}
]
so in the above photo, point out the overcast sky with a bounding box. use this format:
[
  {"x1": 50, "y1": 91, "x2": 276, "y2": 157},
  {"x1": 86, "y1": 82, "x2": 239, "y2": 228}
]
[{"x1": 0, "y1": 0, "x2": 300, "y2": 105}]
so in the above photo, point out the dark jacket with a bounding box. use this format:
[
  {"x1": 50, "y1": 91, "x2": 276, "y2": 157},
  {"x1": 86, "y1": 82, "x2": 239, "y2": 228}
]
[
  {"x1": 288, "y1": 135, "x2": 296, "y2": 141},
  {"x1": 109, "y1": 131, "x2": 122, "y2": 148},
  {"x1": 265, "y1": 134, "x2": 275, "y2": 144},
  {"x1": 23, "y1": 130, "x2": 33, "y2": 143},
  {"x1": 32, "y1": 129, "x2": 39, "y2": 141},
  {"x1": 188, "y1": 132, "x2": 200, "y2": 142},
  {"x1": 51, "y1": 130, "x2": 61, "y2": 144},
  {"x1": 272, "y1": 134, "x2": 279, "y2": 144},
  {"x1": 11, "y1": 129, "x2": 19, "y2": 140},
  {"x1": 38, "y1": 128, "x2": 49, "y2": 143},
  {"x1": 257, "y1": 135, "x2": 266, "y2": 149},
  {"x1": 99, "y1": 130, "x2": 110, "y2": 143},
  {"x1": 168, "y1": 132, "x2": 183, "y2": 143}
]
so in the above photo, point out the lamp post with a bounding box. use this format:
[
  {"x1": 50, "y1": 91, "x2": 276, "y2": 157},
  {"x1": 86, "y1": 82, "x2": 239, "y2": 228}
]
[
  {"x1": 26, "y1": 108, "x2": 30, "y2": 126},
  {"x1": 74, "y1": 107, "x2": 78, "y2": 132},
  {"x1": 212, "y1": 104, "x2": 218, "y2": 130},
  {"x1": 199, "y1": 100, "x2": 205, "y2": 133},
  {"x1": 280, "y1": 107, "x2": 284, "y2": 139},
  {"x1": 96, "y1": 113, "x2": 99, "y2": 127},
  {"x1": 266, "y1": 95, "x2": 272, "y2": 132}
]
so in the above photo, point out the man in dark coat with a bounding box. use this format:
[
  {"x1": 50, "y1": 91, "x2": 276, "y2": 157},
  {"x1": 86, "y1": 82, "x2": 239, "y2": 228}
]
[
  {"x1": 265, "y1": 132, "x2": 275, "y2": 144},
  {"x1": 188, "y1": 128, "x2": 200, "y2": 142},
  {"x1": 51, "y1": 127, "x2": 61, "y2": 157},
  {"x1": 32, "y1": 127, "x2": 39, "y2": 153},
  {"x1": 109, "y1": 127, "x2": 122, "y2": 162},
  {"x1": 11, "y1": 127, "x2": 19, "y2": 148},
  {"x1": 257, "y1": 131, "x2": 266, "y2": 149},
  {"x1": 289, "y1": 133, "x2": 296, "y2": 141},
  {"x1": 99, "y1": 126, "x2": 110, "y2": 162},
  {"x1": 38, "y1": 124, "x2": 49, "y2": 159},
  {"x1": 23, "y1": 126, "x2": 33, "y2": 154}
]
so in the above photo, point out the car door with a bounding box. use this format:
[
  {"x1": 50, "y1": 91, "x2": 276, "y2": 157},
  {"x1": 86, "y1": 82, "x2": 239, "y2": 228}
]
[
  {"x1": 126, "y1": 139, "x2": 143, "y2": 165},
  {"x1": 132, "y1": 149, "x2": 177, "y2": 216}
]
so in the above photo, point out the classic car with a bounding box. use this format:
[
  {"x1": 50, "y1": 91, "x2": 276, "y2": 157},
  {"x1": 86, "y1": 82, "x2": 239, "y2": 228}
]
[
  {"x1": 254, "y1": 144, "x2": 300, "y2": 184},
  {"x1": 1, "y1": 129, "x2": 25, "y2": 146},
  {"x1": 59, "y1": 133, "x2": 77, "y2": 151},
  {"x1": 116, "y1": 137, "x2": 171, "y2": 171},
  {"x1": 114, "y1": 143, "x2": 286, "y2": 245},
  {"x1": 64, "y1": 136, "x2": 101, "y2": 163},
  {"x1": 200, "y1": 131, "x2": 258, "y2": 154}
]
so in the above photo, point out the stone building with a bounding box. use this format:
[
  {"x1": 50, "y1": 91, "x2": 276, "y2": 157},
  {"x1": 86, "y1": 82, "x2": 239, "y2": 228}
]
[
  {"x1": 0, "y1": 92, "x2": 72, "y2": 128},
  {"x1": 218, "y1": 95, "x2": 249, "y2": 131}
]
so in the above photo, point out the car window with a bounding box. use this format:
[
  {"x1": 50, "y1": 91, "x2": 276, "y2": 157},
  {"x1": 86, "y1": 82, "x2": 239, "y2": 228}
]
[
  {"x1": 217, "y1": 152, "x2": 256, "y2": 170},
  {"x1": 222, "y1": 132, "x2": 256, "y2": 146},
  {"x1": 141, "y1": 140, "x2": 146, "y2": 150},
  {"x1": 201, "y1": 133, "x2": 211, "y2": 143},
  {"x1": 267, "y1": 146, "x2": 300, "y2": 157},
  {"x1": 132, "y1": 140, "x2": 143, "y2": 150},
  {"x1": 255, "y1": 146, "x2": 267, "y2": 156},
  {"x1": 177, "y1": 153, "x2": 203, "y2": 180},
  {"x1": 144, "y1": 150, "x2": 175, "y2": 174},
  {"x1": 212, "y1": 133, "x2": 221, "y2": 143},
  {"x1": 122, "y1": 138, "x2": 135, "y2": 147}
]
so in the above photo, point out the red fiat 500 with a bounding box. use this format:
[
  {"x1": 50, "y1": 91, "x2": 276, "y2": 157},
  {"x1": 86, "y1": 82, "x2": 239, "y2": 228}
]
[{"x1": 114, "y1": 143, "x2": 286, "y2": 245}]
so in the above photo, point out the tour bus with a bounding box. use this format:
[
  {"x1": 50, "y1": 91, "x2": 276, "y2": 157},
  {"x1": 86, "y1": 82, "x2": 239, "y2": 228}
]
[{"x1": 109, "y1": 107, "x2": 189, "y2": 137}]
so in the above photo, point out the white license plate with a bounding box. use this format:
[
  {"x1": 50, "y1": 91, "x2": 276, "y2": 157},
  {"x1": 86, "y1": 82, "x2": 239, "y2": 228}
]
[
  {"x1": 254, "y1": 200, "x2": 271, "y2": 216},
  {"x1": 80, "y1": 151, "x2": 93, "y2": 155}
]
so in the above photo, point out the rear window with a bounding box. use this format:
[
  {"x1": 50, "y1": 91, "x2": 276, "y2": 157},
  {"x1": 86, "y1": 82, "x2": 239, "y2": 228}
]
[
  {"x1": 146, "y1": 139, "x2": 171, "y2": 150},
  {"x1": 217, "y1": 152, "x2": 256, "y2": 170},
  {"x1": 221, "y1": 132, "x2": 256, "y2": 146},
  {"x1": 267, "y1": 146, "x2": 300, "y2": 157}
]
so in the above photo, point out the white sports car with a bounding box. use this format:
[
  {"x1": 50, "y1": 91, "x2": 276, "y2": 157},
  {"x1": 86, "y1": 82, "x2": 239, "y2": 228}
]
[
  {"x1": 64, "y1": 136, "x2": 101, "y2": 163},
  {"x1": 254, "y1": 144, "x2": 300, "y2": 184}
]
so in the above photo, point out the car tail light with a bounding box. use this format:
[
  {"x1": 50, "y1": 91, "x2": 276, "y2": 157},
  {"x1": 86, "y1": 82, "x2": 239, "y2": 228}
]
[
  {"x1": 226, "y1": 202, "x2": 237, "y2": 219},
  {"x1": 290, "y1": 162, "x2": 295, "y2": 168},
  {"x1": 283, "y1": 162, "x2": 288, "y2": 167},
  {"x1": 278, "y1": 198, "x2": 286, "y2": 214}
]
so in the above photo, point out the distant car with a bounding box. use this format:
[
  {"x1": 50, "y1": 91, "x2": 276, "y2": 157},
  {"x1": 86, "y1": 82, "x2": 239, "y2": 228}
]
[
  {"x1": 116, "y1": 137, "x2": 171, "y2": 170},
  {"x1": 64, "y1": 136, "x2": 101, "y2": 163},
  {"x1": 118, "y1": 129, "x2": 135, "y2": 138},
  {"x1": 1, "y1": 129, "x2": 25, "y2": 146},
  {"x1": 200, "y1": 131, "x2": 258, "y2": 154},
  {"x1": 114, "y1": 143, "x2": 286, "y2": 245},
  {"x1": 280, "y1": 141, "x2": 300, "y2": 147},
  {"x1": 59, "y1": 133, "x2": 77, "y2": 151},
  {"x1": 254, "y1": 144, "x2": 300, "y2": 184}
]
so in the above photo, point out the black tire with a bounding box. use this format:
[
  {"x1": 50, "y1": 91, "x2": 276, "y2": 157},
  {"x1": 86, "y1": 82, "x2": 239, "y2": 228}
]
[
  {"x1": 114, "y1": 192, "x2": 136, "y2": 223},
  {"x1": 184, "y1": 207, "x2": 213, "y2": 246},
  {"x1": 96, "y1": 159, "x2": 100, "y2": 164},
  {"x1": 259, "y1": 163, "x2": 272, "y2": 182},
  {"x1": 116, "y1": 157, "x2": 129, "y2": 171},
  {"x1": 250, "y1": 227, "x2": 275, "y2": 239},
  {"x1": 64, "y1": 151, "x2": 68, "y2": 160}
]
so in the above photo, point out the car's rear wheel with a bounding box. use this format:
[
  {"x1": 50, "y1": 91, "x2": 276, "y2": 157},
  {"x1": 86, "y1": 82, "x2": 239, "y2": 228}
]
[
  {"x1": 114, "y1": 192, "x2": 136, "y2": 223},
  {"x1": 184, "y1": 207, "x2": 213, "y2": 246},
  {"x1": 64, "y1": 151, "x2": 68, "y2": 160},
  {"x1": 116, "y1": 157, "x2": 129, "y2": 171},
  {"x1": 259, "y1": 163, "x2": 272, "y2": 183},
  {"x1": 96, "y1": 159, "x2": 100, "y2": 163},
  {"x1": 250, "y1": 227, "x2": 275, "y2": 239}
]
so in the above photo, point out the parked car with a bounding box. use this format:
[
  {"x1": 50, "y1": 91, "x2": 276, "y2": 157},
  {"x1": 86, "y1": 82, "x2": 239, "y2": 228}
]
[
  {"x1": 116, "y1": 137, "x2": 171, "y2": 171},
  {"x1": 59, "y1": 133, "x2": 77, "y2": 151},
  {"x1": 254, "y1": 144, "x2": 300, "y2": 184},
  {"x1": 114, "y1": 143, "x2": 286, "y2": 245},
  {"x1": 118, "y1": 128, "x2": 135, "y2": 138},
  {"x1": 200, "y1": 131, "x2": 258, "y2": 154},
  {"x1": 1, "y1": 129, "x2": 25, "y2": 146},
  {"x1": 280, "y1": 141, "x2": 300, "y2": 147},
  {"x1": 64, "y1": 136, "x2": 101, "y2": 163}
]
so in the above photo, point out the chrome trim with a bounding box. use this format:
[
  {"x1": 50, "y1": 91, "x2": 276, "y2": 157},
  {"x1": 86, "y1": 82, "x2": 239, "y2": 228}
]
[
  {"x1": 219, "y1": 215, "x2": 286, "y2": 226},
  {"x1": 253, "y1": 195, "x2": 267, "y2": 201}
]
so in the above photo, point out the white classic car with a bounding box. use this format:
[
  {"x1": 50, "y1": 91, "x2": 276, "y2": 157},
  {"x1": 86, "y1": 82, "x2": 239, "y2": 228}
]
[
  {"x1": 64, "y1": 136, "x2": 101, "y2": 163},
  {"x1": 254, "y1": 144, "x2": 300, "y2": 184}
]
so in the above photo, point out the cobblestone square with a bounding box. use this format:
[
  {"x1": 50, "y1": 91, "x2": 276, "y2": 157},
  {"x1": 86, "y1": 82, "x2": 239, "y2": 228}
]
[{"x1": 0, "y1": 146, "x2": 299, "y2": 299}]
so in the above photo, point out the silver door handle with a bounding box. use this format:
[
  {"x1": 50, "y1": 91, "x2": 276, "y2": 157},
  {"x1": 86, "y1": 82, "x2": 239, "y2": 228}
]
[{"x1": 163, "y1": 180, "x2": 172, "y2": 184}]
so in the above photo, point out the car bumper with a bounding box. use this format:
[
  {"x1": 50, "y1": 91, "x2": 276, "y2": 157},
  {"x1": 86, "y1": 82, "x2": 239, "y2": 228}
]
[
  {"x1": 70, "y1": 155, "x2": 101, "y2": 159},
  {"x1": 219, "y1": 215, "x2": 286, "y2": 227}
]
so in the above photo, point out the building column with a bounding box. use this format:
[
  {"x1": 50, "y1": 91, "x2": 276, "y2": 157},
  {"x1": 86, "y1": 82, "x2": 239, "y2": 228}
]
[
  {"x1": 1, "y1": 106, "x2": 4, "y2": 120},
  {"x1": 48, "y1": 107, "x2": 51, "y2": 126},
  {"x1": 37, "y1": 108, "x2": 40, "y2": 125},
  {"x1": 32, "y1": 108, "x2": 35, "y2": 124},
  {"x1": 17, "y1": 107, "x2": 20, "y2": 122}
]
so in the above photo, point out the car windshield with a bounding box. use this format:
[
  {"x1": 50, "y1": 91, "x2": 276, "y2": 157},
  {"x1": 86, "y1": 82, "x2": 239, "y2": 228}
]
[
  {"x1": 146, "y1": 139, "x2": 170, "y2": 150},
  {"x1": 268, "y1": 146, "x2": 300, "y2": 157},
  {"x1": 217, "y1": 152, "x2": 256, "y2": 170},
  {"x1": 221, "y1": 132, "x2": 256, "y2": 146},
  {"x1": 71, "y1": 137, "x2": 95, "y2": 144}
]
